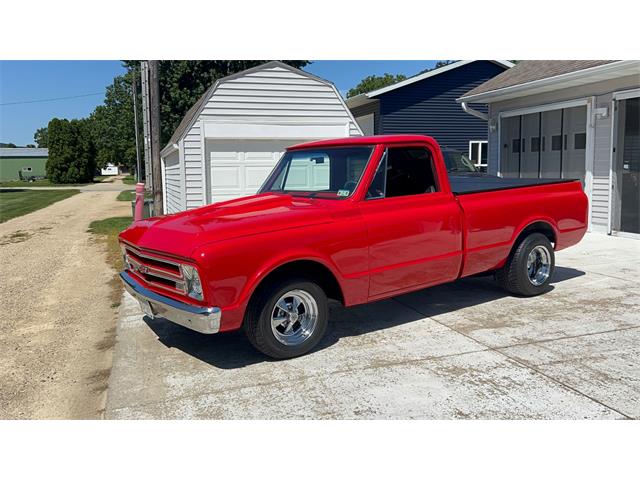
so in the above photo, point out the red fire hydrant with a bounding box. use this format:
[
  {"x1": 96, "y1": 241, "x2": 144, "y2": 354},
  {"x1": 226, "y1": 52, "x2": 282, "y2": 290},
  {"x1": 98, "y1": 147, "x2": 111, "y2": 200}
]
[{"x1": 134, "y1": 182, "x2": 145, "y2": 222}]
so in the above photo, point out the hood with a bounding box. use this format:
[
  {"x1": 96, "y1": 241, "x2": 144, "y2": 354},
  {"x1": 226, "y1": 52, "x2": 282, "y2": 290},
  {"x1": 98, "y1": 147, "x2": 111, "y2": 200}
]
[{"x1": 119, "y1": 193, "x2": 333, "y2": 258}]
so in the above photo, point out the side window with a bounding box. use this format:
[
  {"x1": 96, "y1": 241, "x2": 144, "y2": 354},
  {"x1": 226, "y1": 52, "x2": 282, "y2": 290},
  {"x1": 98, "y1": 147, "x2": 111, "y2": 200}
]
[{"x1": 366, "y1": 147, "x2": 438, "y2": 199}]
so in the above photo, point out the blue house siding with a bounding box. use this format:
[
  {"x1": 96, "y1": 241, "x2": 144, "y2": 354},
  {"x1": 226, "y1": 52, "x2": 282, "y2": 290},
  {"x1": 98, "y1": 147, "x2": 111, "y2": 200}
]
[{"x1": 376, "y1": 61, "x2": 507, "y2": 151}]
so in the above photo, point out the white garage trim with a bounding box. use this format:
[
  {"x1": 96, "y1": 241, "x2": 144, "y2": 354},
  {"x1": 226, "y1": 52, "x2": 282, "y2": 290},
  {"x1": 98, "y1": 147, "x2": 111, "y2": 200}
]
[
  {"x1": 161, "y1": 156, "x2": 167, "y2": 214},
  {"x1": 202, "y1": 121, "x2": 349, "y2": 139},
  {"x1": 608, "y1": 88, "x2": 640, "y2": 237},
  {"x1": 499, "y1": 98, "x2": 589, "y2": 118},
  {"x1": 613, "y1": 88, "x2": 640, "y2": 101},
  {"x1": 179, "y1": 139, "x2": 187, "y2": 210},
  {"x1": 199, "y1": 120, "x2": 208, "y2": 204}
]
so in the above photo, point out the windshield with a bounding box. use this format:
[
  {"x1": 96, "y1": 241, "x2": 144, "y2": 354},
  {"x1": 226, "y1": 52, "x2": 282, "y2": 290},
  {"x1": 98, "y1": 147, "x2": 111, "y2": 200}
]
[
  {"x1": 442, "y1": 150, "x2": 478, "y2": 173},
  {"x1": 260, "y1": 146, "x2": 375, "y2": 199}
]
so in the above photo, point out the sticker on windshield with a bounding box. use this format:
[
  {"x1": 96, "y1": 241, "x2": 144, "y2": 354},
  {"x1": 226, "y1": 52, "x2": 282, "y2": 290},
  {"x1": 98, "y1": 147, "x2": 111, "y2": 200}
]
[{"x1": 337, "y1": 189, "x2": 350, "y2": 197}]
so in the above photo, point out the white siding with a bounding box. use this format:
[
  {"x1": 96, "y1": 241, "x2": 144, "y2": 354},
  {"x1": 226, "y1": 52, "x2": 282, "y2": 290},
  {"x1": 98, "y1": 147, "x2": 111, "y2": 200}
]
[
  {"x1": 163, "y1": 150, "x2": 182, "y2": 214},
  {"x1": 591, "y1": 93, "x2": 613, "y2": 228},
  {"x1": 176, "y1": 64, "x2": 362, "y2": 209},
  {"x1": 207, "y1": 66, "x2": 359, "y2": 127},
  {"x1": 183, "y1": 124, "x2": 205, "y2": 209}
]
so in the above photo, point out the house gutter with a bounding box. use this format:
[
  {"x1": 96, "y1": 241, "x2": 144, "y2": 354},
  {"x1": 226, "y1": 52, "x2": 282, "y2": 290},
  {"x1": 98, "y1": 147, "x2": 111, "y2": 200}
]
[{"x1": 460, "y1": 102, "x2": 488, "y2": 121}]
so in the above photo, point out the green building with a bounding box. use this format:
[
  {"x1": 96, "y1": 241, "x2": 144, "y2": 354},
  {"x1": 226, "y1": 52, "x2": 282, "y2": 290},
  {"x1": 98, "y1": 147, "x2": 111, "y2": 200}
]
[{"x1": 0, "y1": 148, "x2": 48, "y2": 181}]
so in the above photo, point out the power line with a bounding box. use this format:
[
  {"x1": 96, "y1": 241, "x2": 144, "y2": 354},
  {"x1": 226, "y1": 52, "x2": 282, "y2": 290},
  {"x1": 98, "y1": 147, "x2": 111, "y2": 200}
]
[{"x1": 0, "y1": 92, "x2": 104, "y2": 106}]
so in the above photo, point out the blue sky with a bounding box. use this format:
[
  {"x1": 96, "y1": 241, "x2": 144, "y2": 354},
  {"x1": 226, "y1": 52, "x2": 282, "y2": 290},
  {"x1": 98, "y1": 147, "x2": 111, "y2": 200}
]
[{"x1": 0, "y1": 60, "x2": 438, "y2": 145}]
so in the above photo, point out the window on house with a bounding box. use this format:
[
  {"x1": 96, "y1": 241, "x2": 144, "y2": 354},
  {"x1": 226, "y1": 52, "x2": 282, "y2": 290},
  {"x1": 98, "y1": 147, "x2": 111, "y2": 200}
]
[
  {"x1": 574, "y1": 132, "x2": 586, "y2": 149},
  {"x1": 551, "y1": 135, "x2": 562, "y2": 151},
  {"x1": 531, "y1": 137, "x2": 540, "y2": 152},
  {"x1": 367, "y1": 147, "x2": 438, "y2": 199},
  {"x1": 469, "y1": 140, "x2": 488, "y2": 169},
  {"x1": 512, "y1": 139, "x2": 520, "y2": 154},
  {"x1": 22, "y1": 167, "x2": 33, "y2": 172}
]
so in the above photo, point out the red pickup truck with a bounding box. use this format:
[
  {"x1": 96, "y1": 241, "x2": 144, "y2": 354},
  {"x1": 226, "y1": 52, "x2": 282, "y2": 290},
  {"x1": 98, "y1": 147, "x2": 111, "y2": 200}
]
[{"x1": 119, "y1": 135, "x2": 587, "y2": 358}]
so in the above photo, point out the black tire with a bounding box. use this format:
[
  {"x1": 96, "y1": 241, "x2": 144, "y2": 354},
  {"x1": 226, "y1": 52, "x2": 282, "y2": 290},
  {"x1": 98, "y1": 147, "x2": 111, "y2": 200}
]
[
  {"x1": 243, "y1": 276, "x2": 328, "y2": 359},
  {"x1": 495, "y1": 233, "x2": 555, "y2": 296}
]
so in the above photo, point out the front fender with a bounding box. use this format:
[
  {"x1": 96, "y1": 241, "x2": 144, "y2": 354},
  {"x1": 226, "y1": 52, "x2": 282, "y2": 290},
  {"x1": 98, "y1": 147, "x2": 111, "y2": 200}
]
[{"x1": 191, "y1": 222, "x2": 369, "y2": 331}]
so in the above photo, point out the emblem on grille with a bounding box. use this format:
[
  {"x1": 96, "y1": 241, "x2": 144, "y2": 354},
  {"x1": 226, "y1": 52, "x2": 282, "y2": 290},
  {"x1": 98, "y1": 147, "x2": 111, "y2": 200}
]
[{"x1": 135, "y1": 264, "x2": 149, "y2": 274}]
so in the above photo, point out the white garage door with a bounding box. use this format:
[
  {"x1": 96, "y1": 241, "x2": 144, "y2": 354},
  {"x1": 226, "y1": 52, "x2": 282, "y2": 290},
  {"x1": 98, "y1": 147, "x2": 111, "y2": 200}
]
[{"x1": 208, "y1": 139, "x2": 304, "y2": 203}]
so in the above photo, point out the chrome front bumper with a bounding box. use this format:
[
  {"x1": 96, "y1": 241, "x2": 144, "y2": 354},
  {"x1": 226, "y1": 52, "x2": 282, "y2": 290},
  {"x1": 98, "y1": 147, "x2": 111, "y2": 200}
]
[{"x1": 120, "y1": 271, "x2": 221, "y2": 334}]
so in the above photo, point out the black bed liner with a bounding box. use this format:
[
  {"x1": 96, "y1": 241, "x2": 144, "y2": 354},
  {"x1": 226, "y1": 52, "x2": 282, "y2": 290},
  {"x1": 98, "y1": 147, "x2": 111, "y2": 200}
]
[{"x1": 449, "y1": 174, "x2": 578, "y2": 195}]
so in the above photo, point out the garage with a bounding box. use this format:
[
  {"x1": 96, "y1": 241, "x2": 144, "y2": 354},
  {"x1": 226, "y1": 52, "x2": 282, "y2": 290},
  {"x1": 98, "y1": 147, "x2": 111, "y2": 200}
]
[
  {"x1": 458, "y1": 60, "x2": 640, "y2": 236},
  {"x1": 206, "y1": 139, "x2": 308, "y2": 203},
  {"x1": 499, "y1": 104, "x2": 588, "y2": 184},
  {"x1": 160, "y1": 61, "x2": 363, "y2": 212}
]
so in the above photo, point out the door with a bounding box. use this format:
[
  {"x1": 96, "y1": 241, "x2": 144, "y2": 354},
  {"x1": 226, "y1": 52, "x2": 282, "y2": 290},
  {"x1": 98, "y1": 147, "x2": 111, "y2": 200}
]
[
  {"x1": 359, "y1": 146, "x2": 463, "y2": 299},
  {"x1": 614, "y1": 97, "x2": 640, "y2": 234},
  {"x1": 207, "y1": 139, "x2": 302, "y2": 203},
  {"x1": 540, "y1": 109, "x2": 563, "y2": 178},
  {"x1": 500, "y1": 105, "x2": 587, "y2": 183},
  {"x1": 562, "y1": 105, "x2": 587, "y2": 185},
  {"x1": 520, "y1": 112, "x2": 541, "y2": 178},
  {"x1": 501, "y1": 116, "x2": 521, "y2": 177}
]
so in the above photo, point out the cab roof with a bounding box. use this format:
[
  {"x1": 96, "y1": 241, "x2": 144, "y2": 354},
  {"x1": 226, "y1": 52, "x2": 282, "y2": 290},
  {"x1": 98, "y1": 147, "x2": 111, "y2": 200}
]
[{"x1": 287, "y1": 135, "x2": 437, "y2": 151}]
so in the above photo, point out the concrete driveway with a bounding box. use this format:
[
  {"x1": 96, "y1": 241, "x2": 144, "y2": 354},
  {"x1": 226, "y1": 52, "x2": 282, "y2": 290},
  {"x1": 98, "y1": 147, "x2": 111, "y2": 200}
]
[{"x1": 106, "y1": 233, "x2": 640, "y2": 419}]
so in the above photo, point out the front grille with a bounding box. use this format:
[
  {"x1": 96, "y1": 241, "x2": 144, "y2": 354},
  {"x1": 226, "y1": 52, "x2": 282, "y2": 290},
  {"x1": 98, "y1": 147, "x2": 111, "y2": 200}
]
[{"x1": 123, "y1": 244, "x2": 186, "y2": 295}]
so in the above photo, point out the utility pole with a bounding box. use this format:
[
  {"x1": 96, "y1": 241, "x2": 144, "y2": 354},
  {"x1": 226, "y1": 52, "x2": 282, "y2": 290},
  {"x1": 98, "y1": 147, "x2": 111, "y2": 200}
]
[
  {"x1": 140, "y1": 61, "x2": 152, "y2": 190},
  {"x1": 131, "y1": 73, "x2": 142, "y2": 182},
  {"x1": 148, "y1": 60, "x2": 163, "y2": 216}
]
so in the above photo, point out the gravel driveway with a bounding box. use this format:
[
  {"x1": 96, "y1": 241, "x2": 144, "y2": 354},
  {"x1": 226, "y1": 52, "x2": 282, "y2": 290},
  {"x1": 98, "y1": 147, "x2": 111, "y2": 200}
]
[
  {"x1": 0, "y1": 185, "x2": 131, "y2": 419},
  {"x1": 107, "y1": 233, "x2": 640, "y2": 419}
]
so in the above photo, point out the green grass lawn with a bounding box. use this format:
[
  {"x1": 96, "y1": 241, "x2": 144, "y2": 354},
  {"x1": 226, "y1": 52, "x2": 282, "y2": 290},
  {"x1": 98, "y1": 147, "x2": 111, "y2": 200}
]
[
  {"x1": 0, "y1": 189, "x2": 80, "y2": 223},
  {"x1": 0, "y1": 176, "x2": 112, "y2": 188},
  {"x1": 122, "y1": 175, "x2": 136, "y2": 185},
  {"x1": 88, "y1": 216, "x2": 133, "y2": 307},
  {"x1": 116, "y1": 190, "x2": 151, "y2": 202}
]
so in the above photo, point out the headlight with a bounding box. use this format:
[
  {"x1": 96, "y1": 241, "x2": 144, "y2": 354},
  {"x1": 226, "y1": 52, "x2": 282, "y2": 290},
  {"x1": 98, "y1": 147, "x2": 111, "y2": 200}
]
[{"x1": 180, "y1": 264, "x2": 203, "y2": 301}]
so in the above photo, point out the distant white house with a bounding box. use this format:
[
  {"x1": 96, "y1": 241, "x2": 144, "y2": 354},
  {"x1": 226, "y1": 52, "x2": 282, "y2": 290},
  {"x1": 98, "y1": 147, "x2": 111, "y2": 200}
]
[
  {"x1": 159, "y1": 61, "x2": 363, "y2": 213},
  {"x1": 101, "y1": 163, "x2": 119, "y2": 175}
]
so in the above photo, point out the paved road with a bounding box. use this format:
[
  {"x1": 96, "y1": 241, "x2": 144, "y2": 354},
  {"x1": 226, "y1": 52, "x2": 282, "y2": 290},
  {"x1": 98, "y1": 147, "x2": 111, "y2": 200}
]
[
  {"x1": 106, "y1": 233, "x2": 640, "y2": 419},
  {"x1": 0, "y1": 185, "x2": 131, "y2": 419}
]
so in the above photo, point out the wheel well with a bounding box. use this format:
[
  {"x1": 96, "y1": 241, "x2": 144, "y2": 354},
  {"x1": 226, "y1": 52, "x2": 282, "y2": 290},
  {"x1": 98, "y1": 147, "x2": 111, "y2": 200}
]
[
  {"x1": 252, "y1": 260, "x2": 345, "y2": 305},
  {"x1": 513, "y1": 221, "x2": 556, "y2": 252}
]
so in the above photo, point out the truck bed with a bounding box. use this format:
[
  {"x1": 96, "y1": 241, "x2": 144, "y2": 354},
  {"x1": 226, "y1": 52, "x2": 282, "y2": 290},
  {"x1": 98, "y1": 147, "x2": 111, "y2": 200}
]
[{"x1": 449, "y1": 174, "x2": 578, "y2": 195}]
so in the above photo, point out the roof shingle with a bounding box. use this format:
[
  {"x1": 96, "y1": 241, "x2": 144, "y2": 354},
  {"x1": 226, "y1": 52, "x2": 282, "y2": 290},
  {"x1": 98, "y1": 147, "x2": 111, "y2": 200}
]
[{"x1": 460, "y1": 60, "x2": 618, "y2": 99}]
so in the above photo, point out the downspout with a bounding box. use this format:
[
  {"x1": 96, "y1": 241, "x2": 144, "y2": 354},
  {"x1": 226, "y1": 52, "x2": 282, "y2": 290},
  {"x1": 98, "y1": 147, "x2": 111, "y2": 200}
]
[{"x1": 460, "y1": 101, "x2": 489, "y2": 121}]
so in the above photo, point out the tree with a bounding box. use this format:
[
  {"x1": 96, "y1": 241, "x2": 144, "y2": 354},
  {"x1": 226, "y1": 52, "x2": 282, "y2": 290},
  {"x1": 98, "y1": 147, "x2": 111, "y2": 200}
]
[
  {"x1": 0, "y1": 142, "x2": 17, "y2": 148},
  {"x1": 34, "y1": 127, "x2": 48, "y2": 148},
  {"x1": 123, "y1": 61, "x2": 310, "y2": 145},
  {"x1": 47, "y1": 118, "x2": 96, "y2": 183},
  {"x1": 39, "y1": 61, "x2": 310, "y2": 181},
  {"x1": 347, "y1": 73, "x2": 407, "y2": 98},
  {"x1": 88, "y1": 73, "x2": 138, "y2": 171},
  {"x1": 26, "y1": 144, "x2": 36, "y2": 148},
  {"x1": 416, "y1": 60, "x2": 457, "y2": 76}
]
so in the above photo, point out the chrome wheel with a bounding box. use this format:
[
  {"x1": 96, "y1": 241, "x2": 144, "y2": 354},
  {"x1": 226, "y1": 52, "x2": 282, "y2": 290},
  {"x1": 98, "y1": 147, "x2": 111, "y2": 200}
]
[
  {"x1": 270, "y1": 289, "x2": 318, "y2": 346},
  {"x1": 526, "y1": 245, "x2": 551, "y2": 286}
]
